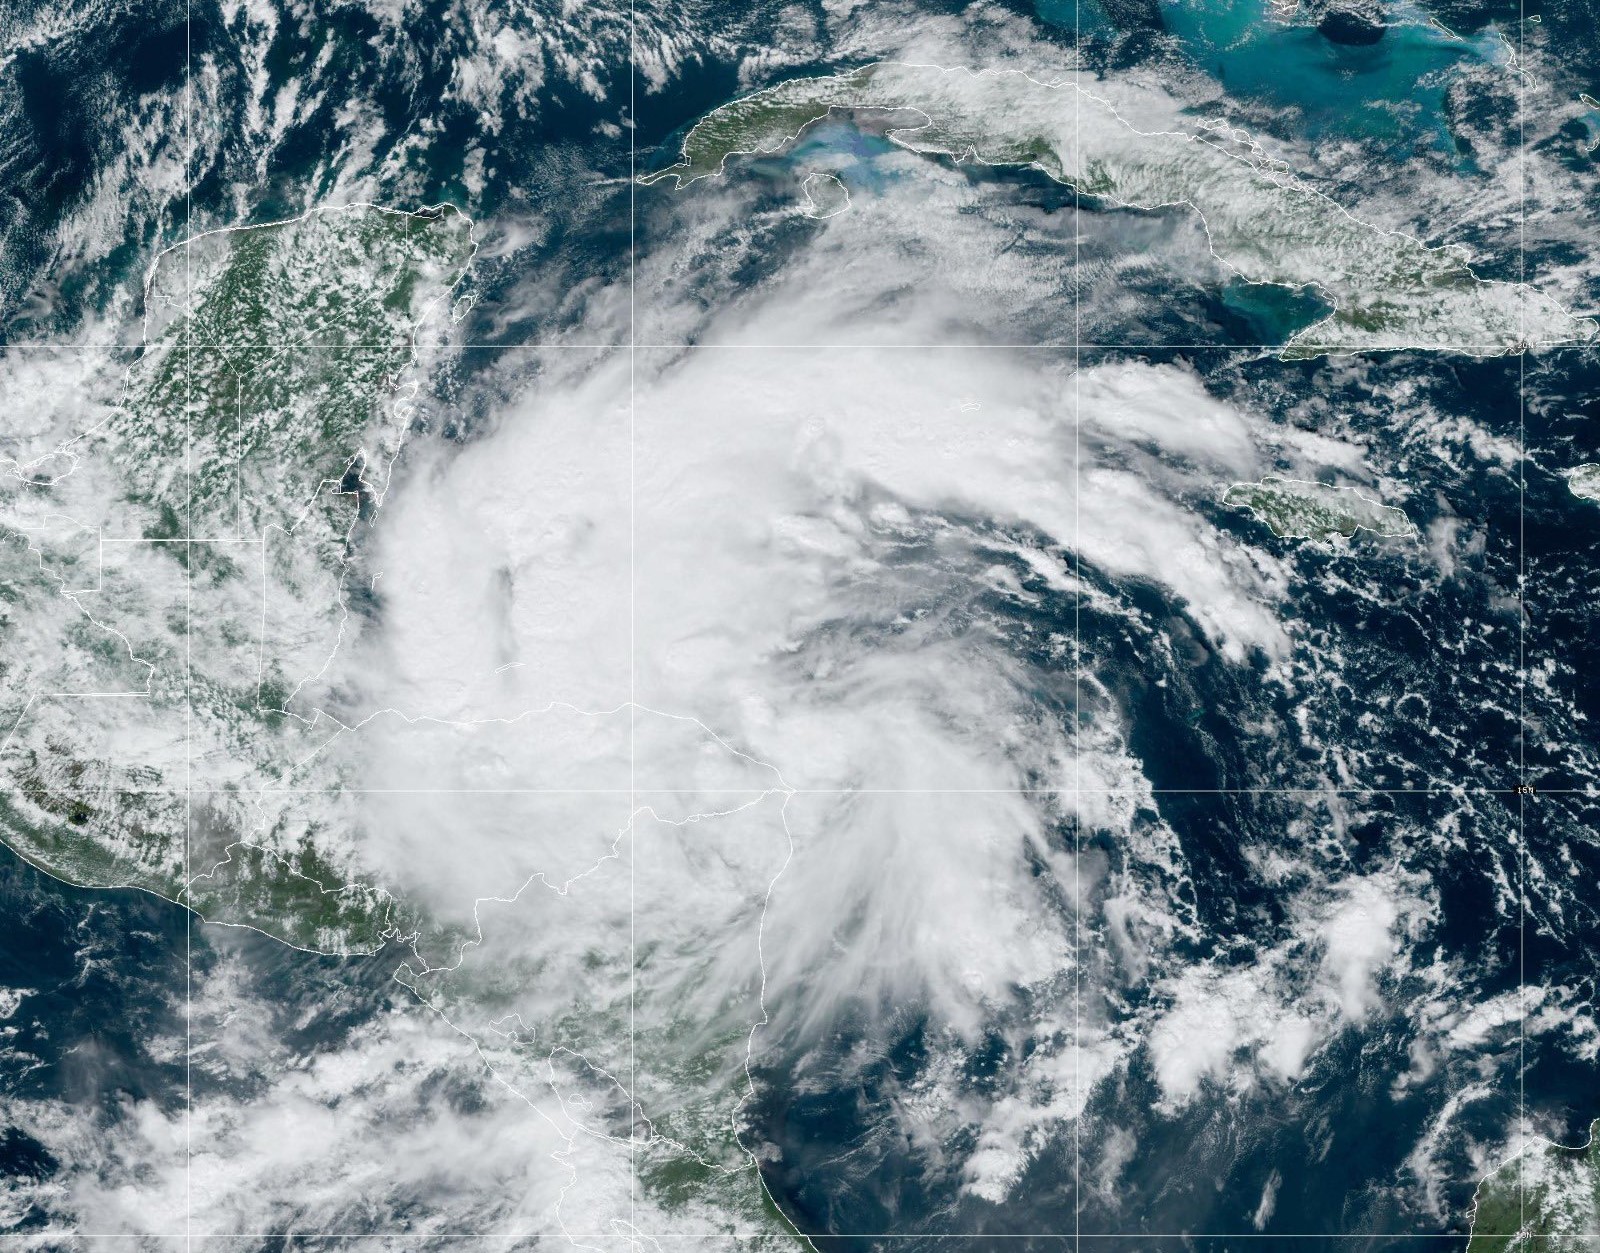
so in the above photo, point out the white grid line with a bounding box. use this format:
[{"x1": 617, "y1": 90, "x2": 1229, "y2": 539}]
[
  {"x1": 628, "y1": 0, "x2": 639, "y2": 1237},
  {"x1": 1517, "y1": 0, "x2": 1529, "y2": 1233},
  {"x1": 14, "y1": 786, "x2": 1560, "y2": 796},
  {"x1": 0, "y1": 1233, "x2": 1553, "y2": 1240},
  {"x1": 1, "y1": 341, "x2": 1593, "y2": 351},
  {"x1": 24, "y1": 15, "x2": 1564, "y2": 1251},
  {"x1": 182, "y1": 0, "x2": 194, "y2": 1244},
  {"x1": 11, "y1": 1234, "x2": 1544, "y2": 1242},
  {"x1": 1073, "y1": 2, "x2": 1084, "y2": 1244}
]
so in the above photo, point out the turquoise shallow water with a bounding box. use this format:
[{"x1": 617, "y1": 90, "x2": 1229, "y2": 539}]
[
  {"x1": 1042, "y1": 0, "x2": 1507, "y2": 152},
  {"x1": 780, "y1": 120, "x2": 906, "y2": 196},
  {"x1": 1219, "y1": 277, "x2": 1334, "y2": 342}
]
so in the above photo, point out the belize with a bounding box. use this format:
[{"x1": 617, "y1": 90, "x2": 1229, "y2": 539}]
[{"x1": 0, "y1": 0, "x2": 1598, "y2": 1246}]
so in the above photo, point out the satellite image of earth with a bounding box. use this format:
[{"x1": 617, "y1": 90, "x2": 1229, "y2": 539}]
[{"x1": 2, "y1": 0, "x2": 1600, "y2": 1246}]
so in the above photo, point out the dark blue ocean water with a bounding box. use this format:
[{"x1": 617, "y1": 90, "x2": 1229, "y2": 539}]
[
  {"x1": 0, "y1": 851, "x2": 191, "y2": 1229},
  {"x1": 0, "y1": 0, "x2": 634, "y2": 344},
  {"x1": 3, "y1": 0, "x2": 1599, "y2": 1244},
  {"x1": 743, "y1": 344, "x2": 1593, "y2": 1248},
  {"x1": 0, "y1": 846, "x2": 415, "y2": 1228}
]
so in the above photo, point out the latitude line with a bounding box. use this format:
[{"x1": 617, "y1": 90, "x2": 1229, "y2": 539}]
[
  {"x1": 18, "y1": 63, "x2": 1569, "y2": 1253},
  {"x1": 0, "y1": 340, "x2": 1589, "y2": 351},
  {"x1": 15, "y1": 786, "x2": 1552, "y2": 796},
  {"x1": 0, "y1": 32, "x2": 1572, "y2": 1253},
  {"x1": 16, "y1": 1231, "x2": 1523, "y2": 1240}
]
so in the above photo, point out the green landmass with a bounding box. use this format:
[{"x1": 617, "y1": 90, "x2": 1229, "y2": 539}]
[
  {"x1": 643, "y1": 61, "x2": 1594, "y2": 357},
  {"x1": 0, "y1": 204, "x2": 473, "y2": 954},
  {"x1": 1, "y1": 205, "x2": 807, "y2": 1234},
  {"x1": 1223, "y1": 475, "x2": 1413, "y2": 542},
  {"x1": 1468, "y1": 1123, "x2": 1600, "y2": 1252}
]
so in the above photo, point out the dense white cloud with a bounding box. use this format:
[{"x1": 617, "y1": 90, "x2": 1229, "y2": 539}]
[
  {"x1": 1146, "y1": 869, "x2": 1436, "y2": 1111},
  {"x1": 249, "y1": 168, "x2": 1456, "y2": 1222},
  {"x1": 5, "y1": 8, "x2": 1548, "y2": 1232},
  {"x1": 0, "y1": 950, "x2": 616, "y2": 1242}
]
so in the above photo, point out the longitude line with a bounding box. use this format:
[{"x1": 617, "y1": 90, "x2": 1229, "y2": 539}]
[
  {"x1": 1516, "y1": 0, "x2": 1528, "y2": 1232},
  {"x1": 2, "y1": 10, "x2": 1572, "y2": 1252},
  {"x1": 628, "y1": 0, "x2": 639, "y2": 1236},
  {"x1": 1072, "y1": 4, "x2": 1083, "y2": 1250},
  {"x1": 183, "y1": 0, "x2": 194, "y2": 1244}
]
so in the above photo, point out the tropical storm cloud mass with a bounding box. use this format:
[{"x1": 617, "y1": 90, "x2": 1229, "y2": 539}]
[{"x1": 2, "y1": 0, "x2": 1600, "y2": 1247}]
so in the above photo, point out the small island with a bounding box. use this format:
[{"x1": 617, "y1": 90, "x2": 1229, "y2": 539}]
[
  {"x1": 1565, "y1": 463, "x2": 1600, "y2": 504},
  {"x1": 800, "y1": 171, "x2": 851, "y2": 219},
  {"x1": 1224, "y1": 475, "x2": 1413, "y2": 542}
]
